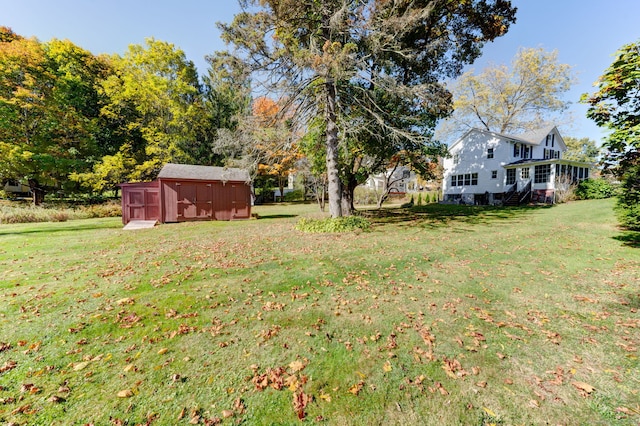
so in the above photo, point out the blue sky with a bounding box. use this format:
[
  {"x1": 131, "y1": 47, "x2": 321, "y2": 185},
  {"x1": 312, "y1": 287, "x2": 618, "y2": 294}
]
[{"x1": 2, "y1": 0, "x2": 639, "y2": 144}]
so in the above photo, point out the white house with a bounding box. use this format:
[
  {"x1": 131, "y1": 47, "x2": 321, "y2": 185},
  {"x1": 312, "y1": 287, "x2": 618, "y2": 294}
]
[
  {"x1": 364, "y1": 166, "x2": 416, "y2": 194},
  {"x1": 442, "y1": 126, "x2": 592, "y2": 205}
]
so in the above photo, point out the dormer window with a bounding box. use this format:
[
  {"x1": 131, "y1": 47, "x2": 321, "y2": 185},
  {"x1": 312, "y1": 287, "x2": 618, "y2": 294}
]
[{"x1": 546, "y1": 134, "x2": 555, "y2": 147}]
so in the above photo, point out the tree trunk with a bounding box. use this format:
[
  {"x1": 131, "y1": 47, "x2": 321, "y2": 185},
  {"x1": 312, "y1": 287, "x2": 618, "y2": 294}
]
[
  {"x1": 324, "y1": 79, "x2": 342, "y2": 217},
  {"x1": 28, "y1": 179, "x2": 45, "y2": 206},
  {"x1": 340, "y1": 175, "x2": 357, "y2": 216}
]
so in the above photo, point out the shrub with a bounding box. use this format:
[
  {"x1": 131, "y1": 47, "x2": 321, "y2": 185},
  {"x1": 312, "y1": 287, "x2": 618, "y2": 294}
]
[
  {"x1": 615, "y1": 163, "x2": 640, "y2": 230},
  {"x1": 295, "y1": 216, "x2": 371, "y2": 233},
  {"x1": 283, "y1": 189, "x2": 304, "y2": 202},
  {"x1": 416, "y1": 193, "x2": 423, "y2": 206},
  {"x1": 353, "y1": 187, "x2": 378, "y2": 205},
  {"x1": 0, "y1": 201, "x2": 121, "y2": 224},
  {"x1": 78, "y1": 201, "x2": 122, "y2": 218},
  {"x1": 575, "y1": 178, "x2": 614, "y2": 200}
]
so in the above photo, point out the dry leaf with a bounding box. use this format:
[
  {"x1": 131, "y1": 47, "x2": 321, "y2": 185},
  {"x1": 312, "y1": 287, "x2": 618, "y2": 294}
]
[
  {"x1": 221, "y1": 409, "x2": 234, "y2": 418},
  {"x1": 157, "y1": 348, "x2": 168, "y2": 355},
  {"x1": 117, "y1": 389, "x2": 133, "y2": 398},
  {"x1": 572, "y1": 381, "x2": 595, "y2": 395},
  {"x1": 288, "y1": 360, "x2": 305, "y2": 373},
  {"x1": 348, "y1": 381, "x2": 365, "y2": 395},
  {"x1": 383, "y1": 361, "x2": 392, "y2": 372},
  {"x1": 73, "y1": 361, "x2": 89, "y2": 371}
]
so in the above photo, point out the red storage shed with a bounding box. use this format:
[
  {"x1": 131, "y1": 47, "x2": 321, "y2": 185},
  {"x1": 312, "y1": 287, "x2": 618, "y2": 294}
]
[{"x1": 121, "y1": 163, "x2": 252, "y2": 225}]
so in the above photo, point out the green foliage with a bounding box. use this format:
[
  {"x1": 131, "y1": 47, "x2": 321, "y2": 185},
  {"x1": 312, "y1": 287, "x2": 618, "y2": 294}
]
[
  {"x1": 417, "y1": 193, "x2": 423, "y2": 206},
  {"x1": 222, "y1": 1, "x2": 517, "y2": 216},
  {"x1": 353, "y1": 186, "x2": 378, "y2": 205},
  {"x1": 583, "y1": 40, "x2": 640, "y2": 229},
  {"x1": 283, "y1": 189, "x2": 304, "y2": 202},
  {"x1": 615, "y1": 161, "x2": 640, "y2": 230},
  {"x1": 574, "y1": 178, "x2": 614, "y2": 200},
  {"x1": 295, "y1": 216, "x2": 371, "y2": 233},
  {"x1": 563, "y1": 136, "x2": 600, "y2": 162}
]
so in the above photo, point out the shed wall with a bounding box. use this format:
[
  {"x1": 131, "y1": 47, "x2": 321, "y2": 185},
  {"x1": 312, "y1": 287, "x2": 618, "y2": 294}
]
[
  {"x1": 158, "y1": 178, "x2": 251, "y2": 223},
  {"x1": 120, "y1": 181, "x2": 161, "y2": 224}
]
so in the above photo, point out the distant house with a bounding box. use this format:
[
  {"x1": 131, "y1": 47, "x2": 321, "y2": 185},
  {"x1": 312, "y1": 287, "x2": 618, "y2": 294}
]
[
  {"x1": 120, "y1": 163, "x2": 252, "y2": 225},
  {"x1": 442, "y1": 126, "x2": 593, "y2": 205},
  {"x1": 364, "y1": 166, "x2": 419, "y2": 194},
  {"x1": 2, "y1": 180, "x2": 31, "y2": 197}
]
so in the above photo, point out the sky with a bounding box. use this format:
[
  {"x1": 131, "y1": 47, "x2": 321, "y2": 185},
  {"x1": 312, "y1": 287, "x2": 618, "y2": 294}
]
[{"x1": 2, "y1": 0, "x2": 640, "y2": 145}]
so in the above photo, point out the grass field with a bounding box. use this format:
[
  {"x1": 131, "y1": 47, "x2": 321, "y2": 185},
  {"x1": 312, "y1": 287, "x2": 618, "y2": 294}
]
[{"x1": 0, "y1": 199, "x2": 638, "y2": 425}]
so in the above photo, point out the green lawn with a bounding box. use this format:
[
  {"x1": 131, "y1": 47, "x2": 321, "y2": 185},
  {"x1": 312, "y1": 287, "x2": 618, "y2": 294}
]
[{"x1": 0, "y1": 199, "x2": 638, "y2": 425}]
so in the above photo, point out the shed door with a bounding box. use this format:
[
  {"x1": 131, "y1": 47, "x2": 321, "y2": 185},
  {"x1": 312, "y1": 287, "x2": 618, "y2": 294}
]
[
  {"x1": 177, "y1": 183, "x2": 212, "y2": 221},
  {"x1": 232, "y1": 184, "x2": 249, "y2": 218},
  {"x1": 126, "y1": 188, "x2": 160, "y2": 222}
]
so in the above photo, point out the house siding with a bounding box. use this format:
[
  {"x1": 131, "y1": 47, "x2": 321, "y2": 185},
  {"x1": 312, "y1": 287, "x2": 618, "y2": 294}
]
[{"x1": 443, "y1": 127, "x2": 591, "y2": 205}]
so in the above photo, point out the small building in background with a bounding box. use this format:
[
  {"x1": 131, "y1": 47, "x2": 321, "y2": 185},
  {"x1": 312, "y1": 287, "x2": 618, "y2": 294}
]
[
  {"x1": 442, "y1": 126, "x2": 593, "y2": 205},
  {"x1": 120, "y1": 163, "x2": 252, "y2": 225}
]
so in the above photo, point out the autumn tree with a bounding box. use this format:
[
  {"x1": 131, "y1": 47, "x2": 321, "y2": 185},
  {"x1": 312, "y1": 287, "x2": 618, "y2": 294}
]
[
  {"x1": 0, "y1": 29, "x2": 112, "y2": 204},
  {"x1": 583, "y1": 40, "x2": 640, "y2": 230},
  {"x1": 438, "y1": 47, "x2": 575, "y2": 141},
  {"x1": 220, "y1": 0, "x2": 517, "y2": 217},
  {"x1": 75, "y1": 38, "x2": 204, "y2": 192}
]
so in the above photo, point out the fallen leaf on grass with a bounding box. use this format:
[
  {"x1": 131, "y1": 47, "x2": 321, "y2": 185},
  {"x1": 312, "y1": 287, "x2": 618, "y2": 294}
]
[
  {"x1": 288, "y1": 360, "x2": 306, "y2": 373},
  {"x1": 383, "y1": 361, "x2": 392, "y2": 372},
  {"x1": 348, "y1": 381, "x2": 365, "y2": 395},
  {"x1": 572, "y1": 381, "x2": 595, "y2": 396},
  {"x1": 293, "y1": 390, "x2": 311, "y2": 420},
  {"x1": 73, "y1": 361, "x2": 89, "y2": 371},
  {"x1": 117, "y1": 389, "x2": 134, "y2": 398},
  {"x1": 1, "y1": 360, "x2": 17, "y2": 373}
]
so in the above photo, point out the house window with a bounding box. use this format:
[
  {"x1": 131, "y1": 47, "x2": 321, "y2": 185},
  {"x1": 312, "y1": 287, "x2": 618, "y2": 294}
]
[
  {"x1": 451, "y1": 174, "x2": 479, "y2": 186},
  {"x1": 546, "y1": 134, "x2": 555, "y2": 147},
  {"x1": 521, "y1": 168, "x2": 530, "y2": 179},
  {"x1": 513, "y1": 143, "x2": 520, "y2": 158},
  {"x1": 453, "y1": 154, "x2": 460, "y2": 165},
  {"x1": 402, "y1": 170, "x2": 410, "y2": 179},
  {"x1": 534, "y1": 164, "x2": 551, "y2": 184},
  {"x1": 491, "y1": 170, "x2": 497, "y2": 179},
  {"x1": 522, "y1": 145, "x2": 531, "y2": 159},
  {"x1": 506, "y1": 169, "x2": 516, "y2": 185},
  {"x1": 487, "y1": 148, "x2": 494, "y2": 159}
]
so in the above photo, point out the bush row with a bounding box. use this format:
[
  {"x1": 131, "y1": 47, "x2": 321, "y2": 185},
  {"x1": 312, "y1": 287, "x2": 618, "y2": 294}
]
[{"x1": 0, "y1": 201, "x2": 121, "y2": 224}]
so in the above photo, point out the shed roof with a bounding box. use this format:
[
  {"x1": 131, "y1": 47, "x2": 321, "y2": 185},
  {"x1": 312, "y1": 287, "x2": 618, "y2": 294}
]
[{"x1": 157, "y1": 163, "x2": 250, "y2": 182}]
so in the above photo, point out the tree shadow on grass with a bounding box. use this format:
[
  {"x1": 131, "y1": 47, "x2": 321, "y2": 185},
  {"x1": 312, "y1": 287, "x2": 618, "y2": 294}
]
[
  {"x1": 256, "y1": 214, "x2": 298, "y2": 220},
  {"x1": 0, "y1": 219, "x2": 121, "y2": 236},
  {"x1": 613, "y1": 231, "x2": 640, "y2": 248},
  {"x1": 359, "y1": 203, "x2": 552, "y2": 229}
]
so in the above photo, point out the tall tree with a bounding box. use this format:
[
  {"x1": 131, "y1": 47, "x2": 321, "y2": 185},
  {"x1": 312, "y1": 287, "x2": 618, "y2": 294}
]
[
  {"x1": 0, "y1": 30, "x2": 111, "y2": 203},
  {"x1": 438, "y1": 47, "x2": 574, "y2": 140},
  {"x1": 562, "y1": 136, "x2": 600, "y2": 163},
  {"x1": 583, "y1": 40, "x2": 640, "y2": 230},
  {"x1": 80, "y1": 38, "x2": 203, "y2": 190},
  {"x1": 221, "y1": 0, "x2": 517, "y2": 217}
]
